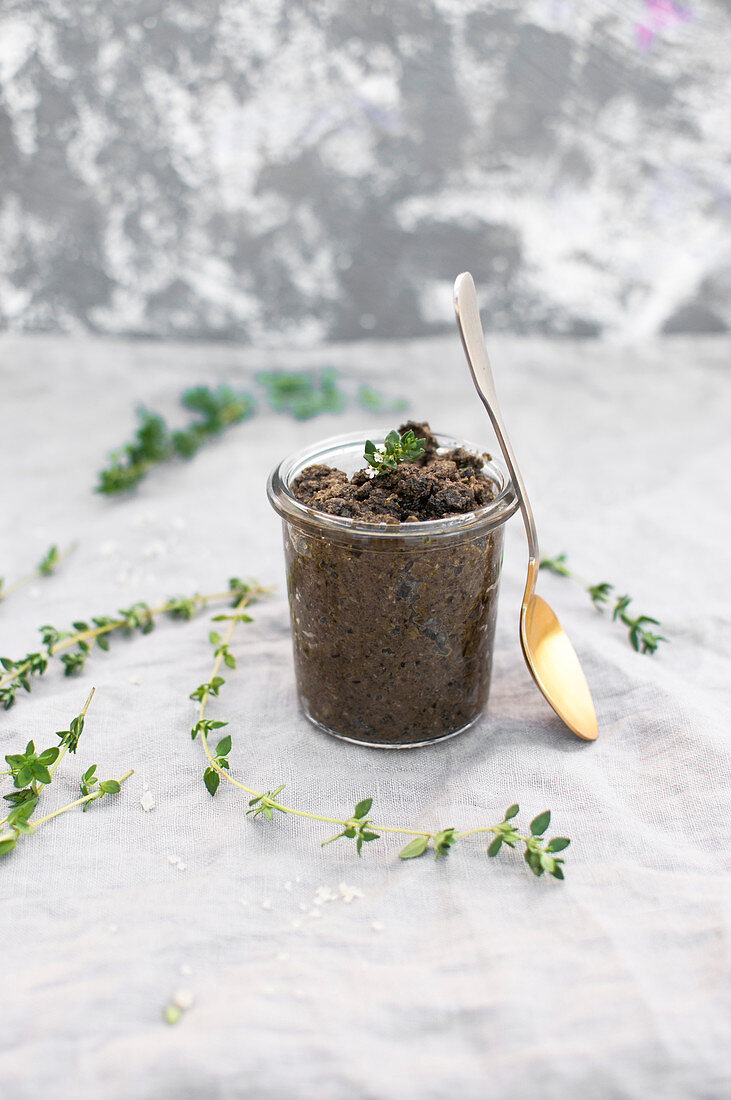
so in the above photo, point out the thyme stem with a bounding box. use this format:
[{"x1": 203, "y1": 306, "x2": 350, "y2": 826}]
[
  {"x1": 0, "y1": 586, "x2": 272, "y2": 707},
  {"x1": 0, "y1": 542, "x2": 77, "y2": 604},
  {"x1": 540, "y1": 552, "x2": 667, "y2": 655},
  {"x1": 193, "y1": 602, "x2": 570, "y2": 877},
  {"x1": 28, "y1": 770, "x2": 134, "y2": 827}
]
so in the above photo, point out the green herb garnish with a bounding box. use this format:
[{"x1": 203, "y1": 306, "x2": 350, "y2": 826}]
[
  {"x1": 364, "y1": 428, "x2": 425, "y2": 475},
  {"x1": 540, "y1": 553, "x2": 667, "y2": 655},
  {"x1": 0, "y1": 688, "x2": 132, "y2": 857}
]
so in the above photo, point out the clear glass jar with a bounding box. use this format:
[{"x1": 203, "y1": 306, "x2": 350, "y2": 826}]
[{"x1": 267, "y1": 431, "x2": 518, "y2": 748}]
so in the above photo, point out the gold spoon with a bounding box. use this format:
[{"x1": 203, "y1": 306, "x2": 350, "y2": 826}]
[{"x1": 454, "y1": 272, "x2": 598, "y2": 741}]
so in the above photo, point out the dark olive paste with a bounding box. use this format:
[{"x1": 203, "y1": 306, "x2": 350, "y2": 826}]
[{"x1": 285, "y1": 423, "x2": 505, "y2": 746}]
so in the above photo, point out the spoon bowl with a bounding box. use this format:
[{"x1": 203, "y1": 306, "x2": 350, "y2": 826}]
[
  {"x1": 521, "y1": 593, "x2": 598, "y2": 740},
  {"x1": 454, "y1": 272, "x2": 598, "y2": 741}
]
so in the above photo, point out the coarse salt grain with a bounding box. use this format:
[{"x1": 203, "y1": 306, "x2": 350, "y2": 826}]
[
  {"x1": 283, "y1": 881, "x2": 292, "y2": 891},
  {"x1": 171, "y1": 989, "x2": 194, "y2": 1010},
  {"x1": 261, "y1": 899, "x2": 272, "y2": 910},
  {"x1": 180, "y1": 964, "x2": 193, "y2": 976},
  {"x1": 371, "y1": 921, "x2": 385, "y2": 932},
  {"x1": 339, "y1": 882, "x2": 364, "y2": 903},
  {"x1": 142, "y1": 539, "x2": 167, "y2": 559},
  {"x1": 313, "y1": 885, "x2": 339, "y2": 906},
  {"x1": 140, "y1": 790, "x2": 155, "y2": 811},
  {"x1": 128, "y1": 675, "x2": 142, "y2": 686}
]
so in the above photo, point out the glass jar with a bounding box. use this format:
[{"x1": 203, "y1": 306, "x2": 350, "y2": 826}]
[{"x1": 267, "y1": 431, "x2": 518, "y2": 748}]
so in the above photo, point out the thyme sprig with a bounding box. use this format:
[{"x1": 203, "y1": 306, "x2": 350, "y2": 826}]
[
  {"x1": 0, "y1": 580, "x2": 264, "y2": 712},
  {"x1": 540, "y1": 553, "x2": 668, "y2": 655},
  {"x1": 364, "y1": 428, "x2": 426, "y2": 475},
  {"x1": 256, "y1": 369, "x2": 408, "y2": 419},
  {"x1": 357, "y1": 385, "x2": 408, "y2": 415},
  {"x1": 97, "y1": 375, "x2": 410, "y2": 494},
  {"x1": 0, "y1": 542, "x2": 77, "y2": 606},
  {"x1": 256, "y1": 367, "x2": 344, "y2": 419},
  {"x1": 191, "y1": 601, "x2": 570, "y2": 880},
  {"x1": 97, "y1": 386, "x2": 254, "y2": 494},
  {"x1": 0, "y1": 688, "x2": 132, "y2": 856}
]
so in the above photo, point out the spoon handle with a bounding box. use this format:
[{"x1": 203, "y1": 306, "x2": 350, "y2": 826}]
[{"x1": 454, "y1": 273, "x2": 539, "y2": 577}]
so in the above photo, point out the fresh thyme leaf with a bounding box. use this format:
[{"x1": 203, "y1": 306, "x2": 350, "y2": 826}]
[
  {"x1": 203, "y1": 767, "x2": 220, "y2": 797},
  {"x1": 246, "y1": 785, "x2": 286, "y2": 820},
  {"x1": 587, "y1": 582, "x2": 613, "y2": 610},
  {"x1": 433, "y1": 827, "x2": 457, "y2": 860},
  {"x1": 398, "y1": 836, "x2": 429, "y2": 859},
  {"x1": 530, "y1": 811, "x2": 551, "y2": 836},
  {"x1": 37, "y1": 546, "x2": 60, "y2": 576}
]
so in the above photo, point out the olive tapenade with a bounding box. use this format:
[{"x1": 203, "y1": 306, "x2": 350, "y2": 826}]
[{"x1": 272, "y1": 423, "x2": 510, "y2": 747}]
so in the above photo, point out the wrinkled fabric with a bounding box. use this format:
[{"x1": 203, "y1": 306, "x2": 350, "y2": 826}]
[{"x1": 0, "y1": 333, "x2": 729, "y2": 1100}]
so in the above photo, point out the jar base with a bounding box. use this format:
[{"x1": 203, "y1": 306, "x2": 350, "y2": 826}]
[{"x1": 301, "y1": 707, "x2": 484, "y2": 749}]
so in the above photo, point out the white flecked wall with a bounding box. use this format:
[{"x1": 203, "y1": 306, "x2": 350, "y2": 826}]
[{"x1": 0, "y1": 0, "x2": 728, "y2": 342}]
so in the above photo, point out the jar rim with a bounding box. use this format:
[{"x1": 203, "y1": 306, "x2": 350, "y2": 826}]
[{"x1": 267, "y1": 429, "x2": 519, "y2": 541}]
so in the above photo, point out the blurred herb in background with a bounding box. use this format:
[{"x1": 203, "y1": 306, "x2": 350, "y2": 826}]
[
  {"x1": 97, "y1": 386, "x2": 254, "y2": 495},
  {"x1": 97, "y1": 373, "x2": 409, "y2": 495},
  {"x1": 357, "y1": 385, "x2": 408, "y2": 414},
  {"x1": 0, "y1": 542, "x2": 77, "y2": 607},
  {"x1": 256, "y1": 367, "x2": 344, "y2": 419}
]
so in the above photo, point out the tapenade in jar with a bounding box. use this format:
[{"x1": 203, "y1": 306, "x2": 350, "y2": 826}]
[{"x1": 267, "y1": 423, "x2": 517, "y2": 747}]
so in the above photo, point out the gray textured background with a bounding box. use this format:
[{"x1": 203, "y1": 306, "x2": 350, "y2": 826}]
[{"x1": 0, "y1": 0, "x2": 729, "y2": 343}]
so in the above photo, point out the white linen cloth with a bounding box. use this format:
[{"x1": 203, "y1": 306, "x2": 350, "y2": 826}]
[{"x1": 0, "y1": 332, "x2": 729, "y2": 1099}]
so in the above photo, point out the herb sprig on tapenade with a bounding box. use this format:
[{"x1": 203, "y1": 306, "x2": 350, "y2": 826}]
[{"x1": 364, "y1": 428, "x2": 425, "y2": 475}]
